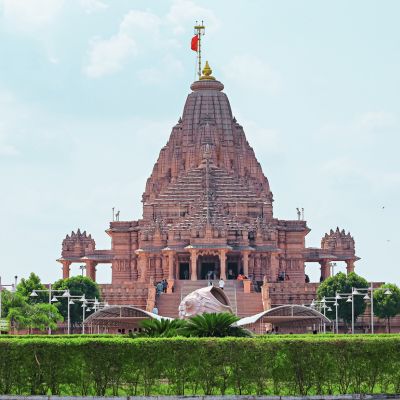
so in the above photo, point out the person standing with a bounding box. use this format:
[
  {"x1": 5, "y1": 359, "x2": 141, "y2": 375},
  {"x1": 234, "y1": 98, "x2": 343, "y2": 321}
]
[{"x1": 218, "y1": 278, "x2": 225, "y2": 290}]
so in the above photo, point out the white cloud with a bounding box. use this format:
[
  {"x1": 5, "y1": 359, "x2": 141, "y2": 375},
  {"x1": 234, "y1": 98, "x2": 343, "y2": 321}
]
[
  {"x1": 356, "y1": 111, "x2": 396, "y2": 132},
  {"x1": 1, "y1": 0, "x2": 64, "y2": 32},
  {"x1": 120, "y1": 10, "x2": 161, "y2": 37},
  {"x1": 83, "y1": 9, "x2": 162, "y2": 79},
  {"x1": 83, "y1": 1, "x2": 219, "y2": 79},
  {"x1": 320, "y1": 111, "x2": 397, "y2": 146},
  {"x1": 0, "y1": 135, "x2": 18, "y2": 156},
  {"x1": 321, "y1": 156, "x2": 400, "y2": 193},
  {"x1": 222, "y1": 55, "x2": 282, "y2": 95},
  {"x1": 237, "y1": 118, "x2": 281, "y2": 153},
  {"x1": 0, "y1": 91, "x2": 21, "y2": 157},
  {"x1": 137, "y1": 54, "x2": 183, "y2": 85},
  {"x1": 79, "y1": 0, "x2": 108, "y2": 14},
  {"x1": 166, "y1": 0, "x2": 219, "y2": 35},
  {"x1": 84, "y1": 34, "x2": 136, "y2": 78}
]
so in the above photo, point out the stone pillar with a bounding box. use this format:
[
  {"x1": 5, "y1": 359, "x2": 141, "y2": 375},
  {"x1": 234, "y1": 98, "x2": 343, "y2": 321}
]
[
  {"x1": 248, "y1": 255, "x2": 254, "y2": 278},
  {"x1": 85, "y1": 261, "x2": 97, "y2": 281},
  {"x1": 162, "y1": 254, "x2": 169, "y2": 278},
  {"x1": 62, "y1": 261, "x2": 71, "y2": 279},
  {"x1": 243, "y1": 279, "x2": 251, "y2": 293},
  {"x1": 168, "y1": 251, "x2": 175, "y2": 280},
  {"x1": 254, "y1": 254, "x2": 261, "y2": 281},
  {"x1": 190, "y1": 250, "x2": 197, "y2": 281},
  {"x1": 155, "y1": 256, "x2": 163, "y2": 281},
  {"x1": 242, "y1": 251, "x2": 249, "y2": 277},
  {"x1": 319, "y1": 260, "x2": 331, "y2": 281},
  {"x1": 131, "y1": 256, "x2": 138, "y2": 281},
  {"x1": 270, "y1": 253, "x2": 279, "y2": 282},
  {"x1": 219, "y1": 249, "x2": 227, "y2": 280},
  {"x1": 166, "y1": 250, "x2": 175, "y2": 292},
  {"x1": 346, "y1": 259, "x2": 355, "y2": 274},
  {"x1": 137, "y1": 252, "x2": 148, "y2": 283}
]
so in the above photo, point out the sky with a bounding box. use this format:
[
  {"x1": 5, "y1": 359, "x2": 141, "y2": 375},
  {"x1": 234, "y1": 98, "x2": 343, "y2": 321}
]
[{"x1": 0, "y1": 0, "x2": 399, "y2": 286}]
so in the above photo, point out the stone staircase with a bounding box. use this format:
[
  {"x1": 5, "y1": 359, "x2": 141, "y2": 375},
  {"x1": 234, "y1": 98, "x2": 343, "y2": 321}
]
[
  {"x1": 156, "y1": 292, "x2": 181, "y2": 318},
  {"x1": 157, "y1": 280, "x2": 264, "y2": 319},
  {"x1": 236, "y1": 292, "x2": 264, "y2": 317}
]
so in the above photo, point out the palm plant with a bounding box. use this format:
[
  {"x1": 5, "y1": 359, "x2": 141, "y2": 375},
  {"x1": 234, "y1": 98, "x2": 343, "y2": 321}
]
[
  {"x1": 133, "y1": 318, "x2": 186, "y2": 338},
  {"x1": 179, "y1": 312, "x2": 252, "y2": 337}
]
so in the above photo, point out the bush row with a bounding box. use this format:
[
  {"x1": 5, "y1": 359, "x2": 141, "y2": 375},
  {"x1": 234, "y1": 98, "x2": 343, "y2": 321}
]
[{"x1": 0, "y1": 336, "x2": 399, "y2": 396}]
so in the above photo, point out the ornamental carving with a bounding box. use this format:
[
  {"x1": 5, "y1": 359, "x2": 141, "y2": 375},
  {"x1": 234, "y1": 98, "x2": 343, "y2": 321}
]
[
  {"x1": 178, "y1": 286, "x2": 233, "y2": 319},
  {"x1": 321, "y1": 227, "x2": 355, "y2": 251}
]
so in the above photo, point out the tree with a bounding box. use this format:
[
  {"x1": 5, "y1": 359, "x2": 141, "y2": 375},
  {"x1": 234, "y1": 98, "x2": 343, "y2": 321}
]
[
  {"x1": 52, "y1": 276, "x2": 101, "y2": 324},
  {"x1": 373, "y1": 283, "x2": 400, "y2": 333},
  {"x1": 8, "y1": 302, "x2": 63, "y2": 333},
  {"x1": 179, "y1": 312, "x2": 252, "y2": 337},
  {"x1": 0, "y1": 290, "x2": 27, "y2": 318},
  {"x1": 133, "y1": 318, "x2": 186, "y2": 338},
  {"x1": 16, "y1": 272, "x2": 47, "y2": 304},
  {"x1": 317, "y1": 272, "x2": 369, "y2": 325}
]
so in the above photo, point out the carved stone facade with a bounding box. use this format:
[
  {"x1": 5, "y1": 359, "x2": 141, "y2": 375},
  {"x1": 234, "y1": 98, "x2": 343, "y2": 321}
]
[{"x1": 57, "y1": 65, "x2": 360, "y2": 306}]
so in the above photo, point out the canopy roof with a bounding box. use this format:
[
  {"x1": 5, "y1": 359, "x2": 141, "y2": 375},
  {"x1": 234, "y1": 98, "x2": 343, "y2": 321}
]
[
  {"x1": 84, "y1": 305, "x2": 172, "y2": 326},
  {"x1": 237, "y1": 305, "x2": 330, "y2": 326}
]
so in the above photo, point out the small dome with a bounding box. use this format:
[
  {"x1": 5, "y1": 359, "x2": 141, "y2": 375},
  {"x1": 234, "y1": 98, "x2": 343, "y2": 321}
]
[{"x1": 190, "y1": 79, "x2": 224, "y2": 92}]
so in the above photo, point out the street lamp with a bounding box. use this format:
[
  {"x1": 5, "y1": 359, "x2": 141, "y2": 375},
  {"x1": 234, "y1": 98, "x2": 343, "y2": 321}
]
[
  {"x1": 350, "y1": 284, "x2": 392, "y2": 334},
  {"x1": 0, "y1": 276, "x2": 17, "y2": 335},
  {"x1": 334, "y1": 285, "x2": 392, "y2": 334},
  {"x1": 330, "y1": 262, "x2": 337, "y2": 276},
  {"x1": 80, "y1": 297, "x2": 108, "y2": 334},
  {"x1": 310, "y1": 298, "x2": 335, "y2": 333},
  {"x1": 29, "y1": 285, "x2": 69, "y2": 334}
]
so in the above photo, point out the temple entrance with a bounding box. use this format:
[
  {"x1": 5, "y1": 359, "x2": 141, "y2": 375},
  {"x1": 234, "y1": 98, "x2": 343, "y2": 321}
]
[
  {"x1": 227, "y1": 262, "x2": 239, "y2": 279},
  {"x1": 179, "y1": 263, "x2": 190, "y2": 280},
  {"x1": 198, "y1": 255, "x2": 219, "y2": 280}
]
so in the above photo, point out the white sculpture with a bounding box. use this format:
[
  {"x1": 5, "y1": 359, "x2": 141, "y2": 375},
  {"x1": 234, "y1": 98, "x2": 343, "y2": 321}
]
[{"x1": 178, "y1": 286, "x2": 233, "y2": 319}]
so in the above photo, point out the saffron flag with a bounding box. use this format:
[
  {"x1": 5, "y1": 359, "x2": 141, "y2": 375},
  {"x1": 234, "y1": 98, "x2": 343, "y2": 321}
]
[{"x1": 191, "y1": 35, "x2": 199, "y2": 51}]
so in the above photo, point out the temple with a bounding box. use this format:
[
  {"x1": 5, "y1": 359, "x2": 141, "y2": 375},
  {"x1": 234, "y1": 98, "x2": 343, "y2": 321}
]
[{"x1": 57, "y1": 62, "x2": 360, "y2": 319}]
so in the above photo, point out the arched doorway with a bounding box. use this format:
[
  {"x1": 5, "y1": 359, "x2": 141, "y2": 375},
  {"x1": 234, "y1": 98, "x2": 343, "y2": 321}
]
[
  {"x1": 179, "y1": 262, "x2": 190, "y2": 280},
  {"x1": 198, "y1": 255, "x2": 219, "y2": 280}
]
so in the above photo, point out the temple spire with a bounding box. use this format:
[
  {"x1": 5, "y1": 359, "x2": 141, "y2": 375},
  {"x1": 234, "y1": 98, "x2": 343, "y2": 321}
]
[{"x1": 204, "y1": 144, "x2": 212, "y2": 223}]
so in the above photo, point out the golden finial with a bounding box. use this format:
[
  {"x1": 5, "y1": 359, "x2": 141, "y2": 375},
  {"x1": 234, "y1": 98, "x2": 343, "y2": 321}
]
[{"x1": 200, "y1": 61, "x2": 215, "y2": 80}]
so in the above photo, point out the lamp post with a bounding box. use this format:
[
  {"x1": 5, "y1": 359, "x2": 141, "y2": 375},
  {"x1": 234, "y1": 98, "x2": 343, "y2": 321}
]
[
  {"x1": 80, "y1": 297, "x2": 109, "y2": 334},
  {"x1": 312, "y1": 297, "x2": 338, "y2": 333},
  {"x1": 310, "y1": 298, "x2": 334, "y2": 333},
  {"x1": 330, "y1": 262, "x2": 337, "y2": 276},
  {"x1": 334, "y1": 293, "x2": 340, "y2": 334},
  {"x1": 52, "y1": 293, "x2": 97, "y2": 335},
  {"x1": 30, "y1": 286, "x2": 70, "y2": 334},
  {"x1": 0, "y1": 276, "x2": 17, "y2": 335},
  {"x1": 79, "y1": 265, "x2": 86, "y2": 277},
  {"x1": 30, "y1": 288, "x2": 108, "y2": 335},
  {"x1": 350, "y1": 284, "x2": 392, "y2": 334}
]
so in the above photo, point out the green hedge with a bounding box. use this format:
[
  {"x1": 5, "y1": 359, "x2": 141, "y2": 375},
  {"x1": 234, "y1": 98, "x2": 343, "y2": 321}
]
[{"x1": 0, "y1": 336, "x2": 400, "y2": 396}]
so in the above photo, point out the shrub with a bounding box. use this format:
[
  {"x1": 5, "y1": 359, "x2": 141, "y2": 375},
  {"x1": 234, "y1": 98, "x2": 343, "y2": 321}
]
[{"x1": 0, "y1": 335, "x2": 399, "y2": 396}]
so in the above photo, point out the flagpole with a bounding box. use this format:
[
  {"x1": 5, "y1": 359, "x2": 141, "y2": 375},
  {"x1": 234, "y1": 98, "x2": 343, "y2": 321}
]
[{"x1": 194, "y1": 22, "x2": 205, "y2": 78}]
